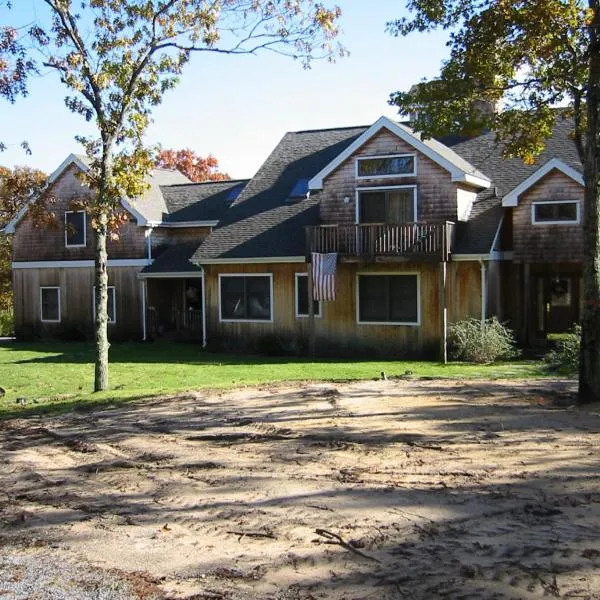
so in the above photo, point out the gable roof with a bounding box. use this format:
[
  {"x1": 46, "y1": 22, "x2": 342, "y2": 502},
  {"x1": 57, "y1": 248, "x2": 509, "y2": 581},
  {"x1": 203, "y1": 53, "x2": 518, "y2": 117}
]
[
  {"x1": 309, "y1": 116, "x2": 491, "y2": 190},
  {"x1": 449, "y1": 115, "x2": 582, "y2": 256},
  {"x1": 502, "y1": 158, "x2": 584, "y2": 207},
  {"x1": 192, "y1": 125, "x2": 367, "y2": 263},
  {"x1": 3, "y1": 153, "x2": 242, "y2": 232}
]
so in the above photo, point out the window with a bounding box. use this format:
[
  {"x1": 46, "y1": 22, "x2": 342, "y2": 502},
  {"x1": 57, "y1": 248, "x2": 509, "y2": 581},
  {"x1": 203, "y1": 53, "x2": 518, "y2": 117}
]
[
  {"x1": 40, "y1": 287, "x2": 61, "y2": 323},
  {"x1": 288, "y1": 178, "x2": 310, "y2": 201},
  {"x1": 92, "y1": 286, "x2": 116, "y2": 324},
  {"x1": 532, "y1": 201, "x2": 580, "y2": 224},
  {"x1": 358, "y1": 186, "x2": 416, "y2": 223},
  {"x1": 356, "y1": 154, "x2": 416, "y2": 179},
  {"x1": 357, "y1": 274, "x2": 419, "y2": 325},
  {"x1": 295, "y1": 273, "x2": 322, "y2": 318},
  {"x1": 65, "y1": 210, "x2": 86, "y2": 247},
  {"x1": 219, "y1": 275, "x2": 273, "y2": 322}
]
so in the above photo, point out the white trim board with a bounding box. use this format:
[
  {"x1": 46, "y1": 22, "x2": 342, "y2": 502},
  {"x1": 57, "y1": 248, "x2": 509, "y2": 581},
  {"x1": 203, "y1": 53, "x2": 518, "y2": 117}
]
[
  {"x1": 502, "y1": 158, "x2": 584, "y2": 207},
  {"x1": 199, "y1": 256, "x2": 306, "y2": 265},
  {"x1": 150, "y1": 220, "x2": 219, "y2": 228},
  {"x1": 309, "y1": 116, "x2": 491, "y2": 190},
  {"x1": 13, "y1": 259, "x2": 151, "y2": 269},
  {"x1": 139, "y1": 271, "x2": 203, "y2": 279}
]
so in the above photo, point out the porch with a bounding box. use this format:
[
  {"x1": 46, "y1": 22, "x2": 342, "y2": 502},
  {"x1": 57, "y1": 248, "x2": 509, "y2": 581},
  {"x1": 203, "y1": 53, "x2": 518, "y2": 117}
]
[
  {"x1": 305, "y1": 222, "x2": 455, "y2": 262},
  {"x1": 143, "y1": 276, "x2": 204, "y2": 342}
]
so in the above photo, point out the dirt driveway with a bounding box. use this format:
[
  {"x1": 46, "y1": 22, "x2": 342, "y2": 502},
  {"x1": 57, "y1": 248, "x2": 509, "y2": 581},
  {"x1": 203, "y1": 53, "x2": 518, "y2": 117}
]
[{"x1": 1, "y1": 378, "x2": 599, "y2": 599}]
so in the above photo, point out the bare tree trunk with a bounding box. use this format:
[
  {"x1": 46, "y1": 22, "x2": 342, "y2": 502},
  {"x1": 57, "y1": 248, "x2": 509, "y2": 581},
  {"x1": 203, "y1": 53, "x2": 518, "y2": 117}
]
[
  {"x1": 94, "y1": 211, "x2": 109, "y2": 392},
  {"x1": 579, "y1": 0, "x2": 600, "y2": 402}
]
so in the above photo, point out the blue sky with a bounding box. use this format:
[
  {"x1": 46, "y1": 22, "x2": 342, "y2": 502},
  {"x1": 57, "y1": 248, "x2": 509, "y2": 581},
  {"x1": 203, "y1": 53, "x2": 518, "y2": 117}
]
[{"x1": 1, "y1": 1, "x2": 450, "y2": 178}]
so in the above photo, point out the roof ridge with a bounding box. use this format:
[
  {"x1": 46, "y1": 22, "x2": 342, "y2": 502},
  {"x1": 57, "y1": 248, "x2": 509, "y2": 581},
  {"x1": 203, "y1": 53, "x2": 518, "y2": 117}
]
[{"x1": 290, "y1": 124, "x2": 369, "y2": 134}]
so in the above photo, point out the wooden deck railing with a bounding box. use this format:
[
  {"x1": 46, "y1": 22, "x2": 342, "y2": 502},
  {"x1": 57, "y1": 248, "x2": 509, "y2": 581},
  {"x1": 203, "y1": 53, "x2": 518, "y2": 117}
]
[{"x1": 305, "y1": 222, "x2": 455, "y2": 262}]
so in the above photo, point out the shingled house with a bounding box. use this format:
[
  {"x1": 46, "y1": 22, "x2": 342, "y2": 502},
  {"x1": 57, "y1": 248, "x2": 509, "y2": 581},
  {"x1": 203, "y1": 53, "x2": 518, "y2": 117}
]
[{"x1": 5, "y1": 115, "x2": 584, "y2": 356}]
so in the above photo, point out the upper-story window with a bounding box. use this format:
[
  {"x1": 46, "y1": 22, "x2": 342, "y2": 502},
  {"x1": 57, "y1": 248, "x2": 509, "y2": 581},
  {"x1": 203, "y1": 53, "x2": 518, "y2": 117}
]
[
  {"x1": 356, "y1": 154, "x2": 416, "y2": 179},
  {"x1": 65, "y1": 210, "x2": 86, "y2": 247},
  {"x1": 357, "y1": 186, "x2": 417, "y2": 224},
  {"x1": 532, "y1": 200, "x2": 580, "y2": 225}
]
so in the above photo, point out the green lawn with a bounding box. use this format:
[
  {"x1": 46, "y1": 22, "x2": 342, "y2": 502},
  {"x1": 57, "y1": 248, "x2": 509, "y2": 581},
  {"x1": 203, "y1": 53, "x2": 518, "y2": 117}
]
[{"x1": 0, "y1": 341, "x2": 551, "y2": 418}]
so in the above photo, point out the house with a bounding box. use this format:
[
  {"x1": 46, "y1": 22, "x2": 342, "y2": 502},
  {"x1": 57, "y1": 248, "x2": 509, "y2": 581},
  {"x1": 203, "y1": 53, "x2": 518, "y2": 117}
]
[{"x1": 5, "y1": 113, "x2": 584, "y2": 356}]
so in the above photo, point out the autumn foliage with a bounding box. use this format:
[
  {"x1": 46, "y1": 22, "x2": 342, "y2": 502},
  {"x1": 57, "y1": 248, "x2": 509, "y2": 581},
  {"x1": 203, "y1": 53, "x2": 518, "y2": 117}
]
[
  {"x1": 156, "y1": 149, "x2": 230, "y2": 183},
  {"x1": 0, "y1": 165, "x2": 47, "y2": 315}
]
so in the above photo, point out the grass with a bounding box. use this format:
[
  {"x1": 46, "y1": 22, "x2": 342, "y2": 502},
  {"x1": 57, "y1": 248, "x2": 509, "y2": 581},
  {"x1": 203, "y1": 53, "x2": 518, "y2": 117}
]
[{"x1": 0, "y1": 340, "x2": 551, "y2": 418}]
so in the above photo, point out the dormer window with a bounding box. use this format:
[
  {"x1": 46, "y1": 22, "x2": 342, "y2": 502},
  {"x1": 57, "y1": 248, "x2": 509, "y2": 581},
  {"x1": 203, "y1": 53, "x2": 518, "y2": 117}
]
[
  {"x1": 356, "y1": 154, "x2": 416, "y2": 179},
  {"x1": 288, "y1": 178, "x2": 310, "y2": 201},
  {"x1": 65, "y1": 210, "x2": 86, "y2": 247}
]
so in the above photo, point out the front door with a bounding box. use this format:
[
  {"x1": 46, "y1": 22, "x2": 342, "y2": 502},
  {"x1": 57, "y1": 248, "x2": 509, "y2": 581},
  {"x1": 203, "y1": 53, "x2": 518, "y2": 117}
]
[{"x1": 536, "y1": 274, "x2": 580, "y2": 336}]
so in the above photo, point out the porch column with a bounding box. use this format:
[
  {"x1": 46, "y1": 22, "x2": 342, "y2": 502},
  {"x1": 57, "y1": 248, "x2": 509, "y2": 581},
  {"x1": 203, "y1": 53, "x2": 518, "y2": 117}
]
[
  {"x1": 141, "y1": 278, "x2": 147, "y2": 341},
  {"x1": 439, "y1": 261, "x2": 448, "y2": 364},
  {"x1": 523, "y1": 262, "x2": 531, "y2": 344}
]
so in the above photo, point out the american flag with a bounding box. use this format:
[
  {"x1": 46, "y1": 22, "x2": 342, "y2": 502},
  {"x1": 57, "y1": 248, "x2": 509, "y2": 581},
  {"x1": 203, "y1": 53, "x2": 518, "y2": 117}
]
[{"x1": 312, "y1": 252, "x2": 337, "y2": 301}]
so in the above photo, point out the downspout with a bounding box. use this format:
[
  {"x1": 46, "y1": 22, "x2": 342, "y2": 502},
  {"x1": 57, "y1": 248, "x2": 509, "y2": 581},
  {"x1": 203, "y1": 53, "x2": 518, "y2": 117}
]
[
  {"x1": 479, "y1": 258, "x2": 487, "y2": 332},
  {"x1": 200, "y1": 266, "x2": 207, "y2": 348}
]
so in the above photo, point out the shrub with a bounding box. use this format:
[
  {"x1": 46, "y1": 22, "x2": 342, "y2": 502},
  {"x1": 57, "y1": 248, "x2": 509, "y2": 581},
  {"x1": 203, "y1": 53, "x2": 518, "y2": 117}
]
[
  {"x1": 544, "y1": 325, "x2": 581, "y2": 375},
  {"x1": 449, "y1": 317, "x2": 519, "y2": 363},
  {"x1": 0, "y1": 308, "x2": 14, "y2": 337}
]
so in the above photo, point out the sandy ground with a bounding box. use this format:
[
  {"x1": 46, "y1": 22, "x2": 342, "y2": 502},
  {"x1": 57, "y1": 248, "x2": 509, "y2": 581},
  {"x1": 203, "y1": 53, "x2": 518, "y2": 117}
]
[{"x1": 1, "y1": 377, "x2": 600, "y2": 599}]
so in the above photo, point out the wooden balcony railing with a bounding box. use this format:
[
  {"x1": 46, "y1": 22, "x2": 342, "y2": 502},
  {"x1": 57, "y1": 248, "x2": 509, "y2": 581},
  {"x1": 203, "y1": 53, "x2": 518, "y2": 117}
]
[{"x1": 306, "y1": 222, "x2": 455, "y2": 262}]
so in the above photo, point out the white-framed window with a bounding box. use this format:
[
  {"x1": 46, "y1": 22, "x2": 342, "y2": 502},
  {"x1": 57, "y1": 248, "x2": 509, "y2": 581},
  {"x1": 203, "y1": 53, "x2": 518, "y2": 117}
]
[
  {"x1": 65, "y1": 210, "x2": 86, "y2": 247},
  {"x1": 219, "y1": 274, "x2": 273, "y2": 322},
  {"x1": 92, "y1": 286, "x2": 116, "y2": 324},
  {"x1": 356, "y1": 273, "x2": 420, "y2": 326},
  {"x1": 356, "y1": 154, "x2": 416, "y2": 179},
  {"x1": 40, "y1": 286, "x2": 61, "y2": 323},
  {"x1": 295, "y1": 273, "x2": 322, "y2": 318},
  {"x1": 356, "y1": 185, "x2": 417, "y2": 224},
  {"x1": 532, "y1": 200, "x2": 581, "y2": 225}
]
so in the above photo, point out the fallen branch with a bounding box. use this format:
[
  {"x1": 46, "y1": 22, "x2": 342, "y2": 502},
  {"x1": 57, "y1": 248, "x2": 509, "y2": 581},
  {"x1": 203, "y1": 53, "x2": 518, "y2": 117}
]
[
  {"x1": 226, "y1": 529, "x2": 276, "y2": 541},
  {"x1": 315, "y1": 528, "x2": 381, "y2": 563}
]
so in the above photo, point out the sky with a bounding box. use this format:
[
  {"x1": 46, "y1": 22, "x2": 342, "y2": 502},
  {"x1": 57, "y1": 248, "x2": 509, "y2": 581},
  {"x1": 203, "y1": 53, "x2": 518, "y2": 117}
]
[{"x1": 1, "y1": 1, "x2": 451, "y2": 179}]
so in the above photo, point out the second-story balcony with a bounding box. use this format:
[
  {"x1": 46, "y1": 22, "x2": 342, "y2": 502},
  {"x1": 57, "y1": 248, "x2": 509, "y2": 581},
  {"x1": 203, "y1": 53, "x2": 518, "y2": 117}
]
[{"x1": 306, "y1": 222, "x2": 455, "y2": 262}]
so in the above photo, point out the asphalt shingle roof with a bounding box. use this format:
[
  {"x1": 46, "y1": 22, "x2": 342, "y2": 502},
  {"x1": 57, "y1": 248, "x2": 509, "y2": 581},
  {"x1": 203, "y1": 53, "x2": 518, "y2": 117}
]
[
  {"x1": 192, "y1": 126, "x2": 368, "y2": 261},
  {"x1": 182, "y1": 115, "x2": 581, "y2": 263},
  {"x1": 160, "y1": 180, "x2": 248, "y2": 223},
  {"x1": 142, "y1": 242, "x2": 204, "y2": 274},
  {"x1": 450, "y1": 115, "x2": 582, "y2": 254}
]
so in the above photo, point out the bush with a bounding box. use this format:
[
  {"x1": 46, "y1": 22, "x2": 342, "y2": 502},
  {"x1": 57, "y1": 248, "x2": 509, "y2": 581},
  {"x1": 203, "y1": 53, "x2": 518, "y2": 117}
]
[
  {"x1": 544, "y1": 325, "x2": 581, "y2": 375},
  {"x1": 449, "y1": 317, "x2": 519, "y2": 363},
  {"x1": 0, "y1": 308, "x2": 14, "y2": 336}
]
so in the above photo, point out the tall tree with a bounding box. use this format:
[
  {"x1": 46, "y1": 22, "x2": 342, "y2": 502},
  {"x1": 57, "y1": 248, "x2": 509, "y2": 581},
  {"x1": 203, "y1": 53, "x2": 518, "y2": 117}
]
[
  {"x1": 0, "y1": 166, "x2": 47, "y2": 312},
  {"x1": 156, "y1": 148, "x2": 230, "y2": 182},
  {"x1": 3, "y1": 0, "x2": 344, "y2": 391},
  {"x1": 389, "y1": 0, "x2": 600, "y2": 402}
]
